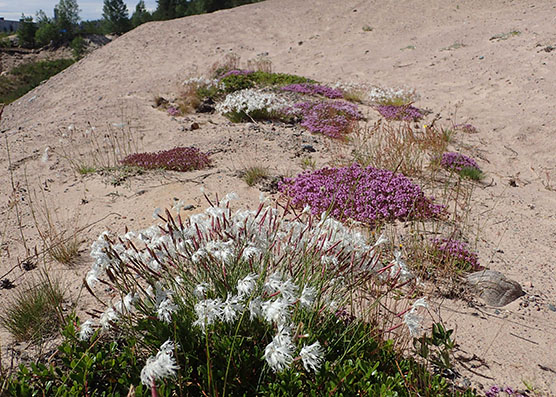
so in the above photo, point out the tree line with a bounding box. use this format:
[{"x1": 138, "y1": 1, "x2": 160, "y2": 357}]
[{"x1": 16, "y1": 0, "x2": 263, "y2": 49}]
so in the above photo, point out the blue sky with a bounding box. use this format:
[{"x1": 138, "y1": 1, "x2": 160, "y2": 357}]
[{"x1": 0, "y1": 0, "x2": 158, "y2": 21}]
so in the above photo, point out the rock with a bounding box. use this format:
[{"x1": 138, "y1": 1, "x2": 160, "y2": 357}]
[
  {"x1": 196, "y1": 98, "x2": 215, "y2": 113},
  {"x1": 548, "y1": 304, "x2": 556, "y2": 312},
  {"x1": 190, "y1": 122, "x2": 200, "y2": 131},
  {"x1": 302, "y1": 144, "x2": 316, "y2": 153},
  {"x1": 466, "y1": 270, "x2": 524, "y2": 307}
]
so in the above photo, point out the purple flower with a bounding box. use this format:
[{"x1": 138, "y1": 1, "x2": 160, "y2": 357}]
[
  {"x1": 280, "y1": 164, "x2": 444, "y2": 226},
  {"x1": 455, "y1": 123, "x2": 478, "y2": 133},
  {"x1": 281, "y1": 83, "x2": 343, "y2": 99},
  {"x1": 121, "y1": 147, "x2": 211, "y2": 172},
  {"x1": 219, "y1": 69, "x2": 254, "y2": 79},
  {"x1": 376, "y1": 104, "x2": 424, "y2": 121},
  {"x1": 431, "y1": 237, "x2": 481, "y2": 271},
  {"x1": 167, "y1": 107, "x2": 180, "y2": 116},
  {"x1": 289, "y1": 101, "x2": 363, "y2": 139},
  {"x1": 441, "y1": 152, "x2": 480, "y2": 172}
]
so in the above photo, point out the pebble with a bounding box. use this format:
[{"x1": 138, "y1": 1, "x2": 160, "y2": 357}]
[{"x1": 548, "y1": 304, "x2": 556, "y2": 312}]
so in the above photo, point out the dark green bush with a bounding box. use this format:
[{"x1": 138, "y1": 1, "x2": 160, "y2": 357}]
[
  {"x1": 4, "y1": 319, "x2": 144, "y2": 396},
  {"x1": 220, "y1": 71, "x2": 315, "y2": 93},
  {"x1": 0, "y1": 58, "x2": 74, "y2": 103}
]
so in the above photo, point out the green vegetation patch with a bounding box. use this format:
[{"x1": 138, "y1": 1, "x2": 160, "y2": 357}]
[{"x1": 0, "y1": 58, "x2": 75, "y2": 104}]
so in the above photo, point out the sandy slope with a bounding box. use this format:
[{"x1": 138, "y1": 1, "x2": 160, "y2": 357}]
[{"x1": 1, "y1": 0, "x2": 555, "y2": 393}]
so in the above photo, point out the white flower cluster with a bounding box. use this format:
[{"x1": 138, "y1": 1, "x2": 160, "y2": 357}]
[
  {"x1": 182, "y1": 76, "x2": 222, "y2": 90},
  {"x1": 140, "y1": 339, "x2": 179, "y2": 386},
  {"x1": 216, "y1": 89, "x2": 290, "y2": 116},
  {"x1": 193, "y1": 272, "x2": 323, "y2": 373},
  {"x1": 367, "y1": 86, "x2": 420, "y2": 105}
]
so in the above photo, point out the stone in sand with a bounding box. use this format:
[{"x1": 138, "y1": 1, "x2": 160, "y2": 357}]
[{"x1": 466, "y1": 270, "x2": 524, "y2": 307}]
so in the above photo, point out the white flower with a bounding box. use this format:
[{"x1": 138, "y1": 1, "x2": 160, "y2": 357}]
[
  {"x1": 248, "y1": 296, "x2": 263, "y2": 320},
  {"x1": 78, "y1": 320, "x2": 96, "y2": 341},
  {"x1": 221, "y1": 294, "x2": 243, "y2": 323},
  {"x1": 264, "y1": 328, "x2": 294, "y2": 372},
  {"x1": 157, "y1": 297, "x2": 178, "y2": 323},
  {"x1": 264, "y1": 272, "x2": 283, "y2": 294},
  {"x1": 99, "y1": 307, "x2": 119, "y2": 330},
  {"x1": 300, "y1": 341, "x2": 324, "y2": 372},
  {"x1": 193, "y1": 283, "x2": 209, "y2": 299},
  {"x1": 279, "y1": 279, "x2": 299, "y2": 303},
  {"x1": 404, "y1": 298, "x2": 428, "y2": 336},
  {"x1": 241, "y1": 245, "x2": 261, "y2": 261},
  {"x1": 140, "y1": 339, "x2": 179, "y2": 386},
  {"x1": 152, "y1": 207, "x2": 162, "y2": 219},
  {"x1": 391, "y1": 251, "x2": 414, "y2": 282},
  {"x1": 300, "y1": 285, "x2": 317, "y2": 308},
  {"x1": 373, "y1": 233, "x2": 388, "y2": 247},
  {"x1": 193, "y1": 298, "x2": 222, "y2": 332},
  {"x1": 262, "y1": 298, "x2": 290, "y2": 326},
  {"x1": 237, "y1": 273, "x2": 258, "y2": 297},
  {"x1": 85, "y1": 267, "x2": 100, "y2": 288}
]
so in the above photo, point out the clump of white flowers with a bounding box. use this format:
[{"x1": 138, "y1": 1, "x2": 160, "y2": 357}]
[
  {"x1": 367, "y1": 86, "x2": 420, "y2": 105},
  {"x1": 182, "y1": 76, "x2": 222, "y2": 90},
  {"x1": 216, "y1": 89, "x2": 290, "y2": 116},
  {"x1": 82, "y1": 193, "x2": 418, "y2": 386}
]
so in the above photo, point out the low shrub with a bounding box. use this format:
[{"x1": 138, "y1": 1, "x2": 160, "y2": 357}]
[
  {"x1": 220, "y1": 71, "x2": 314, "y2": 93},
  {"x1": 430, "y1": 238, "x2": 481, "y2": 271},
  {"x1": 280, "y1": 164, "x2": 445, "y2": 226},
  {"x1": 376, "y1": 104, "x2": 424, "y2": 121},
  {"x1": 291, "y1": 100, "x2": 363, "y2": 139},
  {"x1": 280, "y1": 83, "x2": 343, "y2": 99},
  {"x1": 120, "y1": 147, "x2": 211, "y2": 172},
  {"x1": 4, "y1": 318, "x2": 144, "y2": 396}
]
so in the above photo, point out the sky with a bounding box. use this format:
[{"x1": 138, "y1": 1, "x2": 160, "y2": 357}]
[{"x1": 0, "y1": 0, "x2": 158, "y2": 22}]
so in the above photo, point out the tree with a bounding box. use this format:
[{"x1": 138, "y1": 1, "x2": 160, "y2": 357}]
[
  {"x1": 103, "y1": 0, "x2": 131, "y2": 34},
  {"x1": 154, "y1": 0, "x2": 177, "y2": 20},
  {"x1": 17, "y1": 15, "x2": 37, "y2": 48},
  {"x1": 131, "y1": 0, "x2": 152, "y2": 28},
  {"x1": 54, "y1": 0, "x2": 80, "y2": 40}
]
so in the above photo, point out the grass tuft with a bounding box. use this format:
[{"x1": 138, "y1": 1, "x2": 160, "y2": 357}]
[
  {"x1": 241, "y1": 165, "x2": 269, "y2": 186},
  {"x1": 0, "y1": 273, "x2": 66, "y2": 343}
]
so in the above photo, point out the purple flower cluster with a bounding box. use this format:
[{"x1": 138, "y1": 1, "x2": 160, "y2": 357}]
[
  {"x1": 441, "y1": 152, "x2": 480, "y2": 172},
  {"x1": 431, "y1": 238, "x2": 481, "y2": 271},
  {"x1": 281, "y1": 83, "x2": 343, "y2": 99},
  {"x1": 167, "y1": 106, "x2": 180, "y2": 116},
  {"x1": 376, "y1": 104, "x2": 424, "y2": 121},
  {"x1": 121, "y1": 147, "x2": 211, "y2": 172},
  {"x1": 485, "y1": 385, "x2": 522, "y2": 397},
  {"x1": 455, "y1": 123, "x2": 478, "y2": 133},
  {"x1": 219, "y1": 69, "x2": 254, "y2": 79},
  {"x1": 280, "y1": 164, "x2": 444, "y2": 226},
  {"x1": 291, "y1": 101, "x2": 363, "y2": 139}
]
